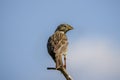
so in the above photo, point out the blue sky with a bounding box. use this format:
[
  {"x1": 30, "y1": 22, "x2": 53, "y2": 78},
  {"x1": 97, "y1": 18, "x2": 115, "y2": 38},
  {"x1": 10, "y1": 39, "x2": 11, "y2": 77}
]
[{"x1": 1, "y1": 0, "x2": 120, "y2": 80}]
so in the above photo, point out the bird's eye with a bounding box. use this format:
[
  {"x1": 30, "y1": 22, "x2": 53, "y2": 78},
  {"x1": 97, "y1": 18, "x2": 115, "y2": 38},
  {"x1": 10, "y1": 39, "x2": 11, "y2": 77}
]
[{"x1": 63, "y1": 25, "x2": 66, "y2": 27}]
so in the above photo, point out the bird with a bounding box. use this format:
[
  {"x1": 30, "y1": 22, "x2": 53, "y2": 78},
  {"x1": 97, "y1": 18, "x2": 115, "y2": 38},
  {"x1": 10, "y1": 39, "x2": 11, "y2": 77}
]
[{"x1": 47, "y1": 24, "x2": 73, "y2": 70}]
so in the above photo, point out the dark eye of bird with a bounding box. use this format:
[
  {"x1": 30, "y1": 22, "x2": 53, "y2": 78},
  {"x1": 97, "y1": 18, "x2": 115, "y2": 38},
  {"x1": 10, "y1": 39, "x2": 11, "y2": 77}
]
[{"x1": 63, "y1": 25, "x2": 66, "y2": 27}]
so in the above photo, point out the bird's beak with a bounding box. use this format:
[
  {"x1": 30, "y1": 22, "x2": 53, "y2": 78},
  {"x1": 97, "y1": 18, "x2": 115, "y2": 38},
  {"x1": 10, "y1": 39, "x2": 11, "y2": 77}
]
[{"x1": 68, "y1": 26, "x2": 73, "y2": 30}]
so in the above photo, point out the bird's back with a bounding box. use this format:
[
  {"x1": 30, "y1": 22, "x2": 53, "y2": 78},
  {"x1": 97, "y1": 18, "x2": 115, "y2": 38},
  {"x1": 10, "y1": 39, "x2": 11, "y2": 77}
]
[{"x1": 47, "y1": 31, "x2": 68, "y2": 61}]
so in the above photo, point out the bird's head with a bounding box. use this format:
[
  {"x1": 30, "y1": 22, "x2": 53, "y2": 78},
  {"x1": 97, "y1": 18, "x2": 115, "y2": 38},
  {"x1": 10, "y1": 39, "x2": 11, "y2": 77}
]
[{"x1": 55, "y1": 24, "x2": 73, "y2": 33}]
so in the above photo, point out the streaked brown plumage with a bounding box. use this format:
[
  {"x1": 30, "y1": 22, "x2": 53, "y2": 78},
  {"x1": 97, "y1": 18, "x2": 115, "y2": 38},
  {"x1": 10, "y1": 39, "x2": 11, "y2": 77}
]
[{"x1": 47, "y1": 24, "x2": 73, "y2": 69}]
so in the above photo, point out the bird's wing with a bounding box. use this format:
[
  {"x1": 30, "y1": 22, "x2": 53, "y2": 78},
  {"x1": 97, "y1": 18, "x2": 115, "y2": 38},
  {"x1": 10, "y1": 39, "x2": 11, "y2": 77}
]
[{"x1": 47, "y1": 32, "x2": 68, "y2": 58}]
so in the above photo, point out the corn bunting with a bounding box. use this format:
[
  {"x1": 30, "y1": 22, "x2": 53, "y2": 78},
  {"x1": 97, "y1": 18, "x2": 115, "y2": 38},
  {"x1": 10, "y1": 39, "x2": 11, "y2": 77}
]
[{"x1": 47, "y1": 24, "x2": 73, "y2": 69}]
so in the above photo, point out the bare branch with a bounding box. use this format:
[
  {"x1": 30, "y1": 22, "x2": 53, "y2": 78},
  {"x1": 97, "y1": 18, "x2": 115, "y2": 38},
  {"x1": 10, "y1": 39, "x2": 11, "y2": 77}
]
[
  {"x1": 47, "y1": 67, "x2": 73, "y2": 80},
  {"x1": 47, "y1": 67, "x2": 56, "y2": 70}
]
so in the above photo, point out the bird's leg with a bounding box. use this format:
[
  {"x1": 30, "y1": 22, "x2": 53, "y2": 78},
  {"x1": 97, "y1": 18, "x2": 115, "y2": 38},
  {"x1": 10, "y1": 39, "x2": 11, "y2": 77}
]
[
  {"x1": 55, "y1": 55, "x2": 59, "y2": 69},
  {"x1": 63, "y1": 55, "x2": 66, "y2": 69},
  {"x1": 60, "y1": 54, "x2": 63, "y2": 67}
]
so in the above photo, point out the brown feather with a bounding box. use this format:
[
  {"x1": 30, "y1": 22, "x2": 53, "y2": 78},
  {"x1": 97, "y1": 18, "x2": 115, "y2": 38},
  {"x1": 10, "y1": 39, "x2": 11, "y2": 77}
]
[{"x1": 47, "y1": 31, "x2": 68, "y2": 68}]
